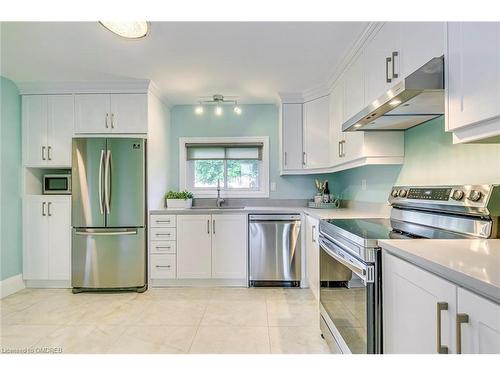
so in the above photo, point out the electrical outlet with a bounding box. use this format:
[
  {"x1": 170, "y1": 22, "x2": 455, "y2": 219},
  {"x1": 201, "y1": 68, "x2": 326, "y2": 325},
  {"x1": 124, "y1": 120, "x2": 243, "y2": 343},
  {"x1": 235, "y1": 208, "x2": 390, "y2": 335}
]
[
  {"x1": 361, "y1": 179, "x2": 367, "y2": 191},
  {"x1": 270, "y1": 182, "x2": 277, "y2": 192}
]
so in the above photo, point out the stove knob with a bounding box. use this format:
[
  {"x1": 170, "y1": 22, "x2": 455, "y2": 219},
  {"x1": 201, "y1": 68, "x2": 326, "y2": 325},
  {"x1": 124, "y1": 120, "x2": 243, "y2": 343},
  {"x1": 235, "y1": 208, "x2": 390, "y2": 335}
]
[
  {"x1": 391, "y1": 189, "x2": 399, "y2": 197},
  {"x1": 467, "y1": 190, "x2": 482, "y2": 202},
  {"x1": 398, "y1": 189, "x2": 407, "y2": 198},
  {"x1": 452, "y1": 189, "x2": 464, "y2": 201}
]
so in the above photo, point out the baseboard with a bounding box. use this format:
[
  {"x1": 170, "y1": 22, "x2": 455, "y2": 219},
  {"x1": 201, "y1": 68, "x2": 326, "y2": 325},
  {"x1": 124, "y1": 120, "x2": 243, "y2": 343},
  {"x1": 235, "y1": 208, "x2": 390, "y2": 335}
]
[
  {"x1": 150, "y1": 278, "x2": 248, "y2": 287},
  {"x1": 0, "y1": 274, "x2": 25, "y2": 299}
]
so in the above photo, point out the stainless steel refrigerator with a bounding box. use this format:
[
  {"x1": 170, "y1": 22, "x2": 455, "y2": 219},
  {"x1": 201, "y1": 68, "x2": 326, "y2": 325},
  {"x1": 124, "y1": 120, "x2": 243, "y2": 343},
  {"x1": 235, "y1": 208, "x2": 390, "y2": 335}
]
[{"x1": 71, "y1": 138, "x2": 147, "y2": 293}]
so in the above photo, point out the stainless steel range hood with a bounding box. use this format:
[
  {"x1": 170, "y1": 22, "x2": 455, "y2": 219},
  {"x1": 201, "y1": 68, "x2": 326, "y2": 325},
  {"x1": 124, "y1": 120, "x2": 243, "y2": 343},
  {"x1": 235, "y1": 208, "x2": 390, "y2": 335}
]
[{"x1": 342, "y1": 56, "x2": 444, "y2": 132}]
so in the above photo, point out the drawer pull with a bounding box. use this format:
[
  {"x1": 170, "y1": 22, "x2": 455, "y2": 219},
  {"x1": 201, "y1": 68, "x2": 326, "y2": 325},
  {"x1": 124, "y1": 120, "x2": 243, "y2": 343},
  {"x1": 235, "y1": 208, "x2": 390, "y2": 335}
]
[
  {"x1": 155, "y1": 246, "x2": 171, "y2": 249},
  {"x1": 155, "y1": 265, "x2": 172, "y2": 268},
  {"x1": 456, "y1": 313, "x2": 469, "y2": 354},
  {"x1": 156, "y1": 233, "x2": 171, "y2": 236},
  {"x1": 155, "y1": 220, "x2": 171, "y2": 224},
  {"x1": 436, "y1": 302, "x2": 449, "y2": 354}
]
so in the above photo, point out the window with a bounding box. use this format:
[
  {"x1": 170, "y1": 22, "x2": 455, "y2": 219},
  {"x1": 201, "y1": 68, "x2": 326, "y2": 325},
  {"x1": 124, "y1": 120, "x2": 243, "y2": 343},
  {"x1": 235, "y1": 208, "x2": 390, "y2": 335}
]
[{"x1": 180, "y1": 137, "x2": 269, "y2": 198}]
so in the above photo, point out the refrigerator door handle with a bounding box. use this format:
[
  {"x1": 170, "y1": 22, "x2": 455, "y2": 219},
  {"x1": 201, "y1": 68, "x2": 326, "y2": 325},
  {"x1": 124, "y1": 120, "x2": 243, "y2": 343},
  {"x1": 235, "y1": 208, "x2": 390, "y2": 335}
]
[
  {"x1": 74, "y1": 229, "x2": 138, "y2": 236},
  {"x1": 104, "y1": 150, "x2": 112, "y2": 214},
  {"x1": 98, "y1": 150, "x2": 105, "y2": 214}
]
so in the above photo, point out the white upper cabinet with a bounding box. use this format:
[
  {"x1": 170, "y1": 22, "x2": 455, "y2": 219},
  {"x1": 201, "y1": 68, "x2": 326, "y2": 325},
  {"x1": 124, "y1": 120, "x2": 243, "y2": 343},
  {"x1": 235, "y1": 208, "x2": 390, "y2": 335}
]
[
  {"x1": 446, "y1": 22, "x2": 500, "y2": 142},
  {"x1": 343, "y1": 53, "x2": 365, "y2": 123},
  {"x1": 329, "y1": 82, "x2": 344, "y2": 166},
  {"x1": 75, "y1": 93, "x2": 147, "y2": 134},
  {"x1": 211, "y1": 214, "x2": 247, "y2": 279},
  {"x1": 23, "y1": 95, "x2": 74, "y2": 167},
  {"x1": 74, "y1": 94, "x2": 110, "y2": 134},
  {"x1": 110, "y1": 94, "x2": 148, "y2": 134},
  {"x1": 281, "y1": 103, "x2": 304, "y2": 171},
  {"x1": 303, "y1": 95, "x2": 331, "y2": 169}
]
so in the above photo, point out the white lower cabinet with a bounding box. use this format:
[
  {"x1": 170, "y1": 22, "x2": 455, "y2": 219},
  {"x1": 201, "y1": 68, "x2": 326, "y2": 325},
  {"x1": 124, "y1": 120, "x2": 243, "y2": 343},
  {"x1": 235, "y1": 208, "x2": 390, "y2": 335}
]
[
  {"x1": 211, "y1": 214, "x2": 247, "y2": 279},
  {"x1": 150, "y1": 254, "x2": 176, "y2": 279},
  {"x1": 176, "y1": 214, "x2": 212, "y2": 279},
  {"x1": 305, "y1": 214, "x2": 320, "y2": 301},
  {"x1": 23, "y1": 195, "x2": 71, "y2": 281},
  {"x1": 383, "y1": 251, "x2": 500, "y2": 354}
]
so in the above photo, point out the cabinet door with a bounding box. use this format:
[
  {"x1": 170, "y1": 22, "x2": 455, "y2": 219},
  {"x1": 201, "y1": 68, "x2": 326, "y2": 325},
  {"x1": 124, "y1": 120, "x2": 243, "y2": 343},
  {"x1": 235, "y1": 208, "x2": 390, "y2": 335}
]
[
  {"x1": 282, "y1": 103, "x2": 303, "y2": 170},
  {"x1": 211, "y1": 214, "x2": 247, "y2": 279},
  {"x1": 303, "y1": 95, "x2": 330, "y2": 169},
  {"x1": 23, "y1": 196, "x2": 49, "y2": 280},
  {"x1": 177, "y1": 215, "x2": 212, "y2": 279},
  {"x1": 343, "y1": 53, "x2": 365, "y2": 123},
  {"x1": 110, "y1": 94, "x2": 148, "y2": 134},
  {"x1": 305, "y1": 215, "x2": 319, "y2": 301},
  {"x1": 22, "y1": 95, "x2": 47, "y2": 166},
  {"x1": 364, "y1": 23, "x2": 400, "y2": 106},
  {"x1": 399, "y1": 22, "x2": 445, "y2": 79},
  {"x1": 47, "y1": 196, "x2": 71, "y2": 280},
  {"x1": 383, "y1": 251, "x2": 457, "y2": 353},
  {"x1": 447, "y1": 22, "x2": 500, "y2": 131},
  {"x1": 47, "y1": 95, "x2": 74, "y2": 166},
  {"x1": 457, "y1": 287, "x2": 500, "y2": 354},
  {"x1": 74, "y1": 94, "x2": 110, "y2": 134}
]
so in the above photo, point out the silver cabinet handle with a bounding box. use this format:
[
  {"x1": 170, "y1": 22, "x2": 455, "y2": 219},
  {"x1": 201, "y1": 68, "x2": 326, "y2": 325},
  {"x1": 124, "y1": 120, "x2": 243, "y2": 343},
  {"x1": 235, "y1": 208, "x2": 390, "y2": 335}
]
[
  {"x1": 47, "y1": 146, "x2": 52, "y2": 161},
  {"x1": 111, "y1": 113, "x2": 115, "y2": 128},
  {"x1": 212, "y1": 219, "x2": 215, "y2": 235},
  {"x1": 386, "y1": 56, "x2": 392, "y2": 83},
  {"x1": 155, "y1": 220, "x2": 171, "y2": 224},
  {"x1": 42, "y1": 201, "x2": 46, "y2": 216},
  {"x1": 302, "y1": 152, "x2": 307, "y2": 166},
  {"x1": 47, "y1": 202, "x2": 52, "y2": 216},
  {"x1": 284, "y1": 151, "x2": 287, "y2": 166},
  {"x1": 98, "y1": 150, "x2": 105, "y2": 215},
  {"x1": 156, "y1": 265, "x2": 171, "y2": 268},
  {"x1": 207, "y1": 219, "x2": 210, "y2": 234},
  {"x1": 155, "y1": 233, "x2": 171, "y2": 237},
  {"x1": 42, "y1": 146, "x2": 46, "y2": 161},
  {"x1": 456, "y1": 313, "x2": 469, "y2": 354},
  {"x1": 436, "y1": 302, "x2": 449, "y2": 354},
  {"x1": 155, "y1": 246, "x2": 171, "y2": 249},
  {"x1": 105, "y1": 113, "x2": 109, "y2": 128},
  {"x1": 338, "y1": 141, "x2": 342, "y2": 158},
  {"x1": 392, "y1": 51, "x2": 399, "y2": 79},
  {"x1": 312, "y1": 225, "x2": 316, "y2": 243}
]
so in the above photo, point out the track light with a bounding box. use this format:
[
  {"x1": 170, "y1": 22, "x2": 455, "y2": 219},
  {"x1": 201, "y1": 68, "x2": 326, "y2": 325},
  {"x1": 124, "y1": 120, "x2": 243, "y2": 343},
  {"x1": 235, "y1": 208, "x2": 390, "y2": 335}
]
[
  {"x1": 233, "y1": 105, "x2": 242, "y2": 115},
  {"x1": 195, "y1": 105, "x2": 204, "y2": 115},
  {"x1": 215, "y1": 105, "x2": 223, "y2": 116}
]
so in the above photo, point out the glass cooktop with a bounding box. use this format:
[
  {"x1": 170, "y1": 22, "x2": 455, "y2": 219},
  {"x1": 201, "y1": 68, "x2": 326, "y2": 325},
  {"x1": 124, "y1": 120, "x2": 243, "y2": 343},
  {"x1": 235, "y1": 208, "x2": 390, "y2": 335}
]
[{"x1": 323, "y1": 218, "x2": 396, "y2": 240}]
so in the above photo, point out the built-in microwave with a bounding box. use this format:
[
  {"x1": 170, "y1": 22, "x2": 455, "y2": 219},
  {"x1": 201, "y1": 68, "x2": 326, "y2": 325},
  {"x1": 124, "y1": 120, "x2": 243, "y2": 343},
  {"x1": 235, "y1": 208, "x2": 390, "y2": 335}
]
[{"x1": 43, "y1": 174, "x2": 71, "y2": 195}]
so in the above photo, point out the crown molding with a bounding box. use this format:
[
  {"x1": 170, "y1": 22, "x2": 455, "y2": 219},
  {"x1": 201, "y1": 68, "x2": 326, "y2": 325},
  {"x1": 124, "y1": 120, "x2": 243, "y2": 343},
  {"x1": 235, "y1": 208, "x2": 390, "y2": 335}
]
[
  {"x1": 147, "y1": 81, "x2": 173, "y2": 109},
  {"x1": 302, "y1": 22, "x2": 382, "y2": 102},
  {"x1": 278, "y1": 92, "x2": 304, "y2": 104},
  {"x1": 17, "y1": 79, "x2": 152, "y2": 95}
]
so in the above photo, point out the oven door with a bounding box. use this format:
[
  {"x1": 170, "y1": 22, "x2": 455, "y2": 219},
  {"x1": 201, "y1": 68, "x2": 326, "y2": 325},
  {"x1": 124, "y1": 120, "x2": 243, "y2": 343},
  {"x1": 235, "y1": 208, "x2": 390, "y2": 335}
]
[{"x1": 319, "y1": 234, "x2": 379, "y2": 354}]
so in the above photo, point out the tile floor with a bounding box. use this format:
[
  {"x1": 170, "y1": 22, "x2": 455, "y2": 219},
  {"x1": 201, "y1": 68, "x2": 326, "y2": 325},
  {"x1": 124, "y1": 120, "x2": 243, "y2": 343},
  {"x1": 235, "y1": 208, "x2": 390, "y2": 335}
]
[{"x1": 0, "y1": 287, "x2": 331, "y2": 354}]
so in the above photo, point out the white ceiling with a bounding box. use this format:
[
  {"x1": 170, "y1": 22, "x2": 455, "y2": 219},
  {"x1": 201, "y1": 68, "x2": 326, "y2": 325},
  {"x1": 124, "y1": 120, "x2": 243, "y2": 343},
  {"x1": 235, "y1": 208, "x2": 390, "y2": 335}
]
[{"x1": 0, "y1": 22, "x2": 367, "y2": 104}]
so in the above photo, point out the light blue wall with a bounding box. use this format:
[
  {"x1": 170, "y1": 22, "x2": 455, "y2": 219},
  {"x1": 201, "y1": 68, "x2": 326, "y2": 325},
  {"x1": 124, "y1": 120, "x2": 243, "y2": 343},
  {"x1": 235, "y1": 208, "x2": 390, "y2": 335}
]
[
  {"x1": 170, "y1": 105, "x2": 324, "y2": 199},
  {"x1": 327, "y1": 116, "x2": 500, "y2": 203},
  {"x1": 0, "y1": 76, "x2": 22, "y2": 281}
]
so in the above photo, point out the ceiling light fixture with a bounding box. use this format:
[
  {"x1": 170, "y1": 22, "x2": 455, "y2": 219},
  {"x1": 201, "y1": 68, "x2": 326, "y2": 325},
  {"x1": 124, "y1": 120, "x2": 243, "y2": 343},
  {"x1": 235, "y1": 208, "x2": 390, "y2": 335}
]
[
  {"x1": 99, "y1": 21, "x2": 150, "y2": 39},
  {"x1": 194, "y1": 94, "x2": 241, "y2": 116}
]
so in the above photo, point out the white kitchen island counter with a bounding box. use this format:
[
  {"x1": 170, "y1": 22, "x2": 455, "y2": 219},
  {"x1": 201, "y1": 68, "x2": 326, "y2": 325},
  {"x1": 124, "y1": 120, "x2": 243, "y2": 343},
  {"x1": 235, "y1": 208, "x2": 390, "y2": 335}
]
[{"x1": 380, "y1": 239, "x2": 500, "y2": 304}]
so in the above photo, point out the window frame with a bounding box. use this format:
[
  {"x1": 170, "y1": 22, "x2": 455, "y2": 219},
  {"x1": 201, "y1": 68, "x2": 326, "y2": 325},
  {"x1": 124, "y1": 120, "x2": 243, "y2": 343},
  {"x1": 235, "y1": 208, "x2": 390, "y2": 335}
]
[{"x1": 179, "y1": 136, "x2": 270, "y2": 198}]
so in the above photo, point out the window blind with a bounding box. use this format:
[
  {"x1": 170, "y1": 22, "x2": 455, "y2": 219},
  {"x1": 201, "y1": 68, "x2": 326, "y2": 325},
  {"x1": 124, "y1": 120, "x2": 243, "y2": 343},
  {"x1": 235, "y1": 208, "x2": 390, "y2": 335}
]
[{"x1": 186, "y1": 143, "x2": 263, "y2": 160}]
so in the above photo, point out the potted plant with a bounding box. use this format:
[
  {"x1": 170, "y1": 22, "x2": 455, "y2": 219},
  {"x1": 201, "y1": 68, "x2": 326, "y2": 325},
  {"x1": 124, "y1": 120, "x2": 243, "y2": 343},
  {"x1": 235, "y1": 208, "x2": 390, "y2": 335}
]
[{"x1": 165, "y1": 190, "x2": 194, "y2": 209}]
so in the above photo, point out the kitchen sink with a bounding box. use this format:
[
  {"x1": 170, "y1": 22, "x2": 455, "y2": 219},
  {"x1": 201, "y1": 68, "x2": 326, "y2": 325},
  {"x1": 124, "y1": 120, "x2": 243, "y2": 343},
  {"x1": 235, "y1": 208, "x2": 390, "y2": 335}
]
[{"x1": 190, "y1": 206, "x2": 245, "y2": 210}]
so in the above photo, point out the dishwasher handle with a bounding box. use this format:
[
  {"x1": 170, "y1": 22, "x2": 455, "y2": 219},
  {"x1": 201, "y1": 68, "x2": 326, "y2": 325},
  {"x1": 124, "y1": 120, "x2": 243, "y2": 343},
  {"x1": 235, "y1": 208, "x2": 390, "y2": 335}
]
[{"x1": 249, "y1": 214, "x2": 301, "y2": 221}]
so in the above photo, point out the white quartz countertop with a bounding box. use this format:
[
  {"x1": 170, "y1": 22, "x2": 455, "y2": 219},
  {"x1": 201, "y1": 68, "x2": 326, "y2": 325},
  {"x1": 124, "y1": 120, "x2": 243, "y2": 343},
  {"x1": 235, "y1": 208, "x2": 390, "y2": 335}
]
[
  {"x1": 380, "y1": 239, "x2": 500, "y2": 304},
  {"x1": 149, "y1": 206, "x2": 389, "y2": 220}
]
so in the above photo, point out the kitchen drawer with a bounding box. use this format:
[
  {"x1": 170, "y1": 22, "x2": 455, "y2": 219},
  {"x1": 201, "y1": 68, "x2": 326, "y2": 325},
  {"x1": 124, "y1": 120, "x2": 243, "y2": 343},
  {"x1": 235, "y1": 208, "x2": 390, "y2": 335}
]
[
  {"x1": 151, "y1": 240, "x2": 176, "y2": 254},
  {"x1": 150, "y1": 254, "x2": 176, "y2": 279},
  {"x1": 150, "y1": 215, "x2": 176, "y2": 228},
  {"x1": 150, "y1": 227, "x2": 176, "y2": 241}
]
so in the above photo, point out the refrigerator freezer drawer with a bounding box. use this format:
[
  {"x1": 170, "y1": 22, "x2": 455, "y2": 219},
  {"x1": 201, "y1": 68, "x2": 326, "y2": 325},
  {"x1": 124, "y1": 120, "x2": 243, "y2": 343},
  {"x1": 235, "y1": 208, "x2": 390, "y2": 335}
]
[{"x1": 72, "y1": 228, "x2": 146, "y2": 289}]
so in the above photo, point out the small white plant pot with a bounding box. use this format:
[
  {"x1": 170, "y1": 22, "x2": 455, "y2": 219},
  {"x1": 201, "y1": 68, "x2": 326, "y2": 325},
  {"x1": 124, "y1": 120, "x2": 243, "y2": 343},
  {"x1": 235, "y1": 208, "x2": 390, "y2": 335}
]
[{"x1": 166, "y1": 198, "x2": 193, "y2": 209}]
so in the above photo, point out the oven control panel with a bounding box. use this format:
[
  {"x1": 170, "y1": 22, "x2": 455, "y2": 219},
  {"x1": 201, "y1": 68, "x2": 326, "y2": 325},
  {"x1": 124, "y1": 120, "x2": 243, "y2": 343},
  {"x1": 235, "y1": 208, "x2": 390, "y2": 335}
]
[{"x1": 406, "y1": 188, "x2": 452, "y2": 201}]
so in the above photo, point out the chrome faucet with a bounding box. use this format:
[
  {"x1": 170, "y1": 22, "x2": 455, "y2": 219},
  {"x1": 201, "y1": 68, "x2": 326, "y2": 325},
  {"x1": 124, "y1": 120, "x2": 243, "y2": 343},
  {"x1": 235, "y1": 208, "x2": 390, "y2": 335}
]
[{"x1": 216, "y1": 179, "x2": 225, "y2": 208}]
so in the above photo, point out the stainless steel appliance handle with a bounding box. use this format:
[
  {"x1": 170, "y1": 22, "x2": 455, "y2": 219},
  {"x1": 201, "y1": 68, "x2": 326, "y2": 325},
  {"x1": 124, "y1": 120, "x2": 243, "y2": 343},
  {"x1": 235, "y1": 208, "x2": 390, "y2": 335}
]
[
  {"x1": 319, "y1": 237, "x2": 368, "y2": 282},
  {"x1": 47, "y1": 202, "x2": 52, "y2": 216},
  {"x1": 392, "y1": 51, "x2": 399, "y2": 79},
  {"x1": 42, "y1": 146, "x2": 46, "y2": 160},
  {"x1": 249, "y1": 214, "x2": 301, "y2": 221},
  {"x1": 47, "y1": 146, "x2": 52, "y2": 160},
  {"x1": 42, "y1": 201, "x2": 46, "y2": 216},
  {"x1": 436, "y1": 302, "x2": 449, "y2": 354},
  {"x1": 98, "y1": 150, "x2": 105, "y2": 215},
  {"x1": 456, "y1": 313, "x2": 469, "y2": 354},
  {"x1": 75, "y1": 229, "x2": 138, "y2": 236},
  {"x1": 104, "y1": 150, "x2": 112, "y2": 214},
  {"x1": 386, "y1": 56, "x2": 392, "y2": 83}
]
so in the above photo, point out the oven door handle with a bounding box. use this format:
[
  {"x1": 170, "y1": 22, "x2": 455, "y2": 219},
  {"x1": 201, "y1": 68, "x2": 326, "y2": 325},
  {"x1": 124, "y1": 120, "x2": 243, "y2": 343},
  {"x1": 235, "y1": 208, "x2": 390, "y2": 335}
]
[{"x1": 319, "y1": 237, "x2": 371, "y2": 283}]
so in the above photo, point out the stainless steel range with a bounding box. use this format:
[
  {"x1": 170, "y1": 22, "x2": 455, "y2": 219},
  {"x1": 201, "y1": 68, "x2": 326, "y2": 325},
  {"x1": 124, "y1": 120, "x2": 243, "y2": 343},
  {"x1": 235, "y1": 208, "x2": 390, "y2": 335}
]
[{"x1": 318, "y1": 185, "x2": 500, "y2": 354}]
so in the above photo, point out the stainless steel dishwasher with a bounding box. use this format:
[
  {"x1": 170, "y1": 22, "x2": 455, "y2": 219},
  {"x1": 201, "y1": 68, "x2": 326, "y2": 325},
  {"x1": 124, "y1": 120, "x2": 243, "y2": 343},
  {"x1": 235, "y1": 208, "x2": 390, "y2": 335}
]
[{"x1": 248, "y1": 214, "x2": 301, "y2": 287}]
